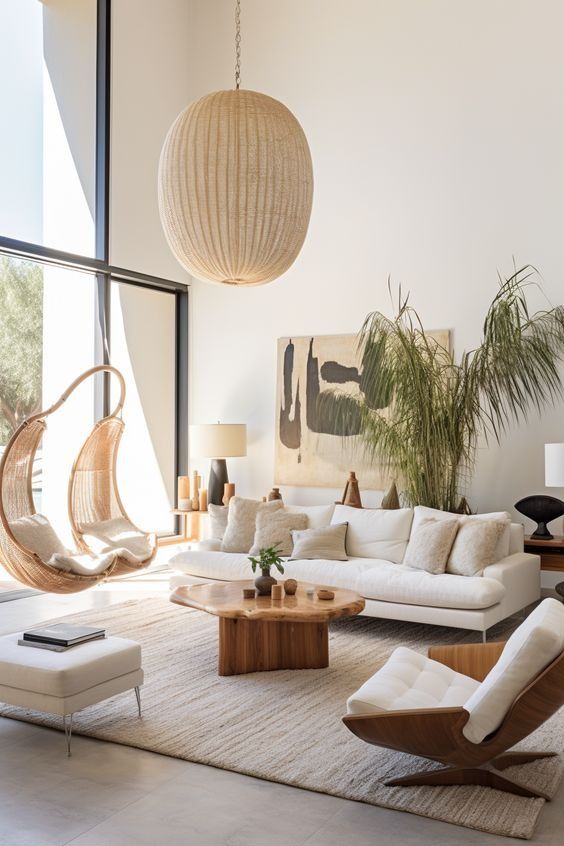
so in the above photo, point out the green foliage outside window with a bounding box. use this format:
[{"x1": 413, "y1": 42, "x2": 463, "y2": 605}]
[{"x1": 0, "y1": 256, "x2": 43, "y2": 444}]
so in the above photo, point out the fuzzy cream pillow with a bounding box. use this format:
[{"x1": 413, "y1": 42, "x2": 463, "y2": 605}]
[
  {"x1": 402, "y1": 517, "x2": 459, "y2": 575},
  {"x1": 10, "y1": 513, "x2": 70, "y2": 563},
  {"x1": 221, "y1": 497, "x2": 284, "y2": 553},
  {"x1": 446, "y1": 519, "x2": 507, "y2": 576},
  {"x1": 249, "y1": 509, "x2": 308, "y2": 557},
  {"x1": 290, "y1": 523, "x2": 348, "y2": 561},
  {"x1": 208, "y1": 504, "x2": 229, "y2": 540}
]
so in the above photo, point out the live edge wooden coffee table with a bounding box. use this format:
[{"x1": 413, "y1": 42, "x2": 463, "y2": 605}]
[{"x1": 170, "y1": 581, "x2": 365, "y2": 676}]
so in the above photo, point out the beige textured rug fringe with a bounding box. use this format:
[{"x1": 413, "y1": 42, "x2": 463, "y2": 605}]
[{"x1": 1, "y1": 598, "x2": 562, "y2": 839}]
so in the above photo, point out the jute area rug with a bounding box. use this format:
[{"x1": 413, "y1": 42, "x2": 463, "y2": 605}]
[{"x1": 1, "y1": 598, "x2": 562, "y2": 840}]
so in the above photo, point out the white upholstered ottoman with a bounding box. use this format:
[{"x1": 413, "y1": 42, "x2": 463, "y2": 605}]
[{"x1": 0, "y1": 633, "x2": 143, "y2": 754}]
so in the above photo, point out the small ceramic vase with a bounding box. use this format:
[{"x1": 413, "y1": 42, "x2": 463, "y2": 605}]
[{"x1": 255, "y1": 570, "x2": 276, "y2": 596}]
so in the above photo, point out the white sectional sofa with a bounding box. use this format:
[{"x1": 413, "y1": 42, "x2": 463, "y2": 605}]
[{"x1": 168, "y1": 504, "x2": 541, "y2": 640}]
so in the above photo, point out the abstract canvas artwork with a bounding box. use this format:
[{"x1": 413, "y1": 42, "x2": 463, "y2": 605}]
[{"x1": 274, "y1": 332, "x2": 450, "y2": 489}]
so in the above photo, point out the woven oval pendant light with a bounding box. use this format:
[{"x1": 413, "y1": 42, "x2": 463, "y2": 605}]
[{"x1": 158, "y1": 2, "x2": 313, "y2": 286}]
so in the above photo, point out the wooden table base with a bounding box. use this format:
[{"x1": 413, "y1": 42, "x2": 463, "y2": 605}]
[{"x1": 218, "y1": 618, "x2": 329, "y2": 676}]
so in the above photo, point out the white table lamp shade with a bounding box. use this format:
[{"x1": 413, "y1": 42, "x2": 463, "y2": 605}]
[
  {"x1": 545, "y1": 443, "x2": 564, "y2": 487},
  {"x1": 190, "y1": 424, "x2": 247, "y2": 459}
]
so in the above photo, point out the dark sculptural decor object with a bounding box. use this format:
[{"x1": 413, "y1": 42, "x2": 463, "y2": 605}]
[{"x1": 514, "y1": 495, "x2": 564, "y2": 539}]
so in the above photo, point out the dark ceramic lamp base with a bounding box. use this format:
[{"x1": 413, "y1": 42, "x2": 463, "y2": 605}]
[
  {"x1": 208, "y1": 458, "x2": 229, "y2": 506},
  {"x1": 531, "y1": 521, "x2": 554, "y2": 540},
  {"x1": 514, "y1": 495, "x2": 564, "y2": 541}
]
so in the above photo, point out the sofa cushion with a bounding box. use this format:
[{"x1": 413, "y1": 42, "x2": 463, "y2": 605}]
[
  {"x1": 290, "y1": 524, "x2": 348, "y2": 561},
  {"x1": 284, "y1": 503, "x2": 335, "y2": 529},
  {"x1": 403, "y1": 517, "x2": 459, "y2": 575},
  {"x1": 412, "y1": 506, "x2": 512, "y2": 562},
  {"x1": 0, "y1": 634, "x2": 141, "y2": 698},
  {"x1": 446, "y1": 518, "x2": 507, "y2": 577},
  {"x1": 221, "y1": 498, "x2": 284, "y2": 553},
  {"x1": 168, "y1": 549, "x2": 506, "y2": 609},
  {"x1": 463, "y1": 598, "x2": 564, "y2": 744},
  {"x1": 249, "y1": 509, "x2": 308, "y2": 556},
  {"x1": 346, "y1": 646, "x2": 480, "y2": 715},
  {"x1": 358, "y1": 561, "x2": 505, "y2": 609},
  {"x1": 331, "y1": 505, "x2": 413, "y2": 563},
  {"x1": 169, "y1": 549, "x2": 381, "y2": 590}
]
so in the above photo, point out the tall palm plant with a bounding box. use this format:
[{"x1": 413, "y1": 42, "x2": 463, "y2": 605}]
[{"x1": 322, "y1": 267, "x2": 564, "y2": 511}]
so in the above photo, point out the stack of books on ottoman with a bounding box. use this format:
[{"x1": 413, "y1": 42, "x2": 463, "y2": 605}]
[{"x1": 18, "y1": 624, "x2": 106, "y2": 652}]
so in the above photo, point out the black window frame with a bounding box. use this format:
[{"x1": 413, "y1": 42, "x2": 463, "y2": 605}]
[{"x1": 0, "y1": 0, "x2": 188, "y2": 537}]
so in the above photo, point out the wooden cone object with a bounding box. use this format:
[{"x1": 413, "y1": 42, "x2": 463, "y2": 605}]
[{"x1": 341, "y1": 471, "x2": 362, "y2": 508}]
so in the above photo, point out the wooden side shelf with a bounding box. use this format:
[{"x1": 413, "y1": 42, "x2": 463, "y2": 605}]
[
  {"x1": 524, "y1": 535, "x2": 564, "y2": 572},
  {"x1": 158, "y1": 510, "x2": 208, "y2": 547}
]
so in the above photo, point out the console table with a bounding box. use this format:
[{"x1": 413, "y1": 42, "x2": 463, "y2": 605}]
[{"x1": 524, "y1": 535, "x2": 564, "y2": 572}]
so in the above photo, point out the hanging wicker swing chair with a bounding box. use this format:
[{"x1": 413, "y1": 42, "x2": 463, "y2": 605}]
[{"x1": 0, "y1": 365, "x2": 156, "y2": 594}]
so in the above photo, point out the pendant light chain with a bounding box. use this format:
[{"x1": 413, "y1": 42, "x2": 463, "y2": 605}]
[{"x1": 235, "y1": 0, "x2": 241, "y2": 89}]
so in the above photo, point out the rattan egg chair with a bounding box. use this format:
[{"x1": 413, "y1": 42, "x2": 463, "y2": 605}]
[
  {"x1": 0, "y1": 367, "x2": 123, "y2": 593},
  {"x1": 68, "y1": 367, "x2": 157, "y2": 577}
]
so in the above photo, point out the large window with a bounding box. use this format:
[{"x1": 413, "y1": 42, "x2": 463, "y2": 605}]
[
  {"x1": 111, "y1": 282, "x2": 177, "y2": 534},
  {"x1": 0, "y1": 257, "x2": 96, "y2": 546},
  {"x1": 0, "y1": 0, "x2": 97, "y2": 255},
  {"x1": 0, "y1": 0, "x2": 188, "y2": 570}
]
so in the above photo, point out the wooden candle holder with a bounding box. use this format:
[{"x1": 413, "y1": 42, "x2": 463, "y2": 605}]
[{"x1": 271, "y1": 584, "x2": 284, "y2": 600}]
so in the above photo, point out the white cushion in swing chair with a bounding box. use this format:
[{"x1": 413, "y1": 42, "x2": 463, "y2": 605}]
[
  {"x1": 48, "y1": 551, "x2": 117, "y2": 576},
  {"x1": 81, "y1": 517, "x2": 154, "y2": 564},
  {"x1": 9, "y1": 513, "x2": 117, "y2": 577}
]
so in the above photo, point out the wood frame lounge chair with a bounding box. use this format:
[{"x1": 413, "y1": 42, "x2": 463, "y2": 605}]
[{"x1": 343, "y1": 598, "x2": 564, "y2": 798}]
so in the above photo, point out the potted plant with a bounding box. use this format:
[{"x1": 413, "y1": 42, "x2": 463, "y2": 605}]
[
  {"x1": 248, "y1": 545, "x2": 285, "y2": 595},
  {"x1": 319, "y1": 266, "x2": 564, "y2": 511}
]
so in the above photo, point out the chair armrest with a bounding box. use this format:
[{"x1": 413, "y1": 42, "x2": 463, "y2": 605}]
[
  {"x1": 428, "y1": 642, "x2": 505, "y2": 681},
  {"x1": 343, "y1": 707, "x2": 469, "y2": 759}
]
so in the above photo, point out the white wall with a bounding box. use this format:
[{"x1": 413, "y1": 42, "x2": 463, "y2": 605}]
[{"x1": 183, "y1": 0, "x2": 564, "y2": 530}]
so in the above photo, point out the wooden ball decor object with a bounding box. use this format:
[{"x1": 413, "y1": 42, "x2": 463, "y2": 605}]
[
  {"x1": 158, "y1": 2, "x2": 313, "y2": 287},
  {"x1": 284, "y1": 579, "x2": 298, "y2": 596}
]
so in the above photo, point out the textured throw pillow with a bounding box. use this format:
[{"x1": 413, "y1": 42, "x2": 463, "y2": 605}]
[
  {"x1": 221, "y1": 497, "x2": 284, "y2": 553},
  {"x1": 411, "y1": 506, "x2": 512, "y2": 562},
  {"x1": 208, "y1": 504, "x2": 229, "y2": 540},
  {"x1": 10, "y1": 513, "x2": 70, "y2": 564},
  {"x1": 446, "y1": 519, "x2": 507, "y2": 576},
  {"x1": 290, "y1": 523, "x2": 348, "y2": 561},
  {"x1": 402, "y1": 517, "x2": 459, "y2": 575},
  {"x1": 249, "y1": 510, "x2": 308, "y2": 556}
]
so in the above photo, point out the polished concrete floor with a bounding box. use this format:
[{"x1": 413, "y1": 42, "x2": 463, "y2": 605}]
[{"x1": 0, "y1": 567, "x2": 562, "y2": 846}]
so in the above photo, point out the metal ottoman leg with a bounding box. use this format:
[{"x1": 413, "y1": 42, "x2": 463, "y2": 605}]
[
  {"x1": 63, "y1": 713, "x2": 73, "y2": 757},
  {"x1": 134, "y1": 685, "x2": 142, "y2": 717}
]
